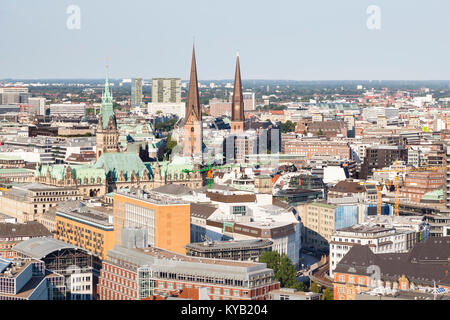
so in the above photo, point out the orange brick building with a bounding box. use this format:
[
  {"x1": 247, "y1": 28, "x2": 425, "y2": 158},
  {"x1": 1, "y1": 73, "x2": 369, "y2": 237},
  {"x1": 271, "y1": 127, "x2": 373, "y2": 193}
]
[
  {"x1": 113, "y1": 190, "x2": 190, "y2": 255},
  {"x1": 55, "y1": 201, "x2": 115, "y2": 260},
  {"x1": 400, "y1": 171, "x2": 444, "y2": 203}
]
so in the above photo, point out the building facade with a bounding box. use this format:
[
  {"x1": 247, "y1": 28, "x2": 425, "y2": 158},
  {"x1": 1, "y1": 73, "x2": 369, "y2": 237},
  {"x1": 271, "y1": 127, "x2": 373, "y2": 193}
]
[
  {"x1": 97, "y1": 245, "x2": 280, "y2": 300},
  {"x1": 55, "y1": 201, "x2": 115, "y2": 260},
  {"x1": 113, "y1": 189, "x2": 191, "y2": 255}
]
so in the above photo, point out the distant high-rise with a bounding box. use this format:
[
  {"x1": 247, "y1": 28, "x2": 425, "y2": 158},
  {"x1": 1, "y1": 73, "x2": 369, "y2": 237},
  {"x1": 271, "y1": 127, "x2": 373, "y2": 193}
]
[
  {"x1": 28, "y1": 97, "x2": 46, "y2": 116},
  {"x1": 131, "y1": 78, "x2": 143, "y2": 107},
  {"x1": 152, "y1": 78, "x2": 181, "y2": 103},
  {"x1": 0, "y1": 87, "x2": 29, "y2": 104}
]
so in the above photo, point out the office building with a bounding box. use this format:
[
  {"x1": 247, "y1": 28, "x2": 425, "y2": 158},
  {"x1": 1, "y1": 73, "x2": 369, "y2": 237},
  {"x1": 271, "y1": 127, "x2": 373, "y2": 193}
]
[
  {"x1": 0, "y1": 183, "x2": 82, "y2": 223},
  {"x1": 0, "y1": 257, "x2": 66, "y2": 300},
  {"x1": 0, "y1": 87, "x2": 29, "y2": 105},
  {"x1": 359, "y1": 145, "x2": 407, "y2": 179},
  {"x1": 113, "y1": 189, "x2": 191, "y2": 255},
  {"x1": 131, "y1": 78, "x2": 143, "y2": 107},
  {"x1": 97, "y1": 244, "x2": 280, "y2": 300},
  {"x1": 296, "y1": 202, "x2": 360, "y2": 254},
  {"x1": 28, "y1": 97, "x2": 46, "y2": 116},
  {"x1": 49, "y1": 103, "x2": 86, "y2": 118},
  {"x1": 185, "y1": 239, "x2": 273, "y2": 262},
  {"x1": 55, "y1": 201, "x2": 115, "y2": 260}
]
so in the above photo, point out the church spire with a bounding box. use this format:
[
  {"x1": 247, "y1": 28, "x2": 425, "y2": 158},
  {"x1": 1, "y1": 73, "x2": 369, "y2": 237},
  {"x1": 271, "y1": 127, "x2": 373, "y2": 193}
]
[
  {"x1": 186, "y1": 45, "x2": 201, "y2": 121},
  {"x1": 231, "y1": 51, "x2": 244, "y2": 122},
  {"x1": 100, "y1": 60, "x2": 115, "y2": 129}
]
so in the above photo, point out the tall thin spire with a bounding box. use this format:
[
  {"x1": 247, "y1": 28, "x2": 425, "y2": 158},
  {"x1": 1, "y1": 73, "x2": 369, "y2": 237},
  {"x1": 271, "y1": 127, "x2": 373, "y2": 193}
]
[
  {"x1": 100, "y1": 60, "x2": 115, "y2": 129},
  {"x1": 186, "y1": 45, "x2": 201, "y2": 121},
  {"x1": 231, "y1": 52, "x2": 244, "y2": 122}
]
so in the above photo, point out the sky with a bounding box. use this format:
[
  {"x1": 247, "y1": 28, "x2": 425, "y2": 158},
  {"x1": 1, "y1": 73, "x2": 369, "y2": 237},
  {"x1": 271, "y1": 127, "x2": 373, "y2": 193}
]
[{"x1": 0, "y1": 0, "x2": 449, "y2": 80}]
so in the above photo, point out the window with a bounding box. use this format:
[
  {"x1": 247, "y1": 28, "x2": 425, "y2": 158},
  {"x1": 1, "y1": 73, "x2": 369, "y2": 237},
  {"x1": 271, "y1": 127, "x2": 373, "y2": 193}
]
[{"x1": 232, "y1": 206, "x2": 246, "y2": 215}]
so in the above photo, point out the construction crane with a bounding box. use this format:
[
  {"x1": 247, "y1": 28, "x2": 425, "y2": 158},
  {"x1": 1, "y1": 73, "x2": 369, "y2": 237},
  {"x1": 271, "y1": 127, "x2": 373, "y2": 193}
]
[
  {"x1": 17, "y1": 104, "x2": 31, "y2": 124},
  {"x1": 358, "y1": 182, "x2": 383, "y2": 215},
  {"x1": 182, "y1": 164, "x2": 241, "y2": 189},
  {"x1": 372, "y1": 162, "x2": 448, "y2": 216}
]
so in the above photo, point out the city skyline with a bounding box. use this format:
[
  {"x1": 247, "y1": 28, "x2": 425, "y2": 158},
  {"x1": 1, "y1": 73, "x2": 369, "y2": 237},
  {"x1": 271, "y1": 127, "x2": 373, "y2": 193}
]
[{"x1": 1, "y1": 0, "x2": 450, "y2": 80}]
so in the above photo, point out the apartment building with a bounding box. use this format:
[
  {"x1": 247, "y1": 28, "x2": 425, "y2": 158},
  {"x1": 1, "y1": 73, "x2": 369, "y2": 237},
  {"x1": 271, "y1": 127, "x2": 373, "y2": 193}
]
[
  {"x1": 55, "y1": 201, "x2": 115, "y2": 260},
  {"x1": 97, "y1": 245, "x2": 280, "y2": 300}
]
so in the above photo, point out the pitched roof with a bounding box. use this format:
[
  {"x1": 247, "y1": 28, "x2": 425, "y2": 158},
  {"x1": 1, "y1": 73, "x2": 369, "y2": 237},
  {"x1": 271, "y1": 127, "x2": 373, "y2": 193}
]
[
  {"x1": 190, "y1": 203, "x2": 217, "y2": 219},
  {"x1": 152, "y1": 184, "x2": 194, "y2": 196},
  {"x1": 0, "y1": 221, "x2": 52, "y2": 238},
  {"x1": 94, "y1": 152, "x2": 149, "y2": 182},
  {"x1": 329, "y1": 180, "x2": 366, "y2": 193},
  {"x1": 335, "y1": 237, "x2": 450, "y2": 287},
  {"x1": 206, "y1": 191, "x2": 256, "y2": 203}
]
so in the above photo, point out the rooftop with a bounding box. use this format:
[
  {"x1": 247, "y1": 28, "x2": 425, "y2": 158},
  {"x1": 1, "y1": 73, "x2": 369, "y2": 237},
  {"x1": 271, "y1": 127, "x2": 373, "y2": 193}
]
[
  {"x1": 13, "y1": 237, "x2": 79, "y2": 260},
  {"x1": 115, "y1": 188, "x2": 188, "y2": 206},
  {"x1": 0, "y1": 221, "x2": 52, "y2": 239},
  {"x1": 56, "y1": 201, "x2": 113, "y2": 228},
  {"x1": 186, "y1": 239, "x2": 273, "y2": 251}
]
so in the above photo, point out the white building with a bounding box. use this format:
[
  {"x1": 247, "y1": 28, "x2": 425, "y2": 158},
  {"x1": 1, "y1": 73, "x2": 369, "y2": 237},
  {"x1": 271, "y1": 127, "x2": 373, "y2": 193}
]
[
  {"x1": 329, "y1": 223, "x2": 416, "y2": 278},
  {"x1": 203, "y1": 191, "x2": 301, "y2": 266},
  {"x1": 147, "y1": 102, "x2": 185, "y2": 118},
  {"x1": 50, "y1": 103, "x2": 86, "y2": 118}
]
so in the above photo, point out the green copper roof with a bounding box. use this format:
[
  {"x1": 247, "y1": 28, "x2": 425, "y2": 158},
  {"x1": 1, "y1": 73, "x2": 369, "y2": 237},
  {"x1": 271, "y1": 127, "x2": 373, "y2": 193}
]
[
  {"x1": 148, "y1": 156, "x2": 196, "y2": 178},
  {"x1": 0, "y1": 168, "x2": 31, "y2": 174},
  {"x1": 72, "y1": 165, "x2": 105, "y2": 183},
  {"x1": 422, "y1": 189, "x2": 444, "y2": 201},
  {"x1": 94, "y1": 152, "x2": 150, "y2": 182},
  {"x1": 34, "y1": 164, "x2": 104, "y2": 184}
]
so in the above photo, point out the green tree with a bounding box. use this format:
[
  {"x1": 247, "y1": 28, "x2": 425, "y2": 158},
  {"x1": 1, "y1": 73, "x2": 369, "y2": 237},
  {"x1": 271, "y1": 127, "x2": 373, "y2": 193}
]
[
  {"x1": 280, "y1": 120, "x2": 296, "y2": 133},
  {"x1": 310, "y1": 281, "x2": 321, "y2": 293},
  {"x1": 258, "y1": 251, "x2": 300, "y2": 289},
  {"x1": 322, "y1": 287, "x2": 334, "y2": 300}
]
